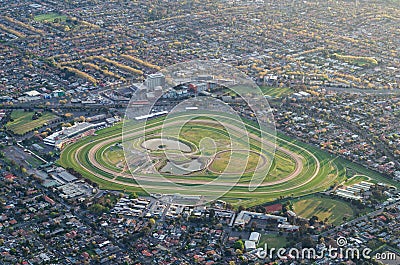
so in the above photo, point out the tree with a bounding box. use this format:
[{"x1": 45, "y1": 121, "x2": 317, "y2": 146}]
[
  {"x1": 88, "y1": 203, "x2": 108, "y2": 214},
  {"x1": 141, "y1": 226, "x2": 151, "y2": 235},
  {"x1": 233, "y1": 239, "x2": 244, "y2": 251},
  {"x1": 309, "y1": 215, "x2": 319, "y2": 226},
  {"x1": 129, "y1": 192, "x2": 138, "y2": 199},
  {"x1": 302, "y1": 235, "x2": 314, "y2": 248},
  {"x1": 209, "y1": 209, "x2": 215, "y2": 220}
]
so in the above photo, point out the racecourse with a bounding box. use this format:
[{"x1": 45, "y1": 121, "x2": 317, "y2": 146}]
[{"x1": 58, "y1": 113, "x2": 392, "y2": 206}]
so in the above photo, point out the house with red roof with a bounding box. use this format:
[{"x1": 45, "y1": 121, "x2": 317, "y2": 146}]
[
  {"x1": 43, "y1": 195, "x2": 55, "y2": 206},
  {"x1": 4, "y1": 173, "x2": 16, "y2": 182}
]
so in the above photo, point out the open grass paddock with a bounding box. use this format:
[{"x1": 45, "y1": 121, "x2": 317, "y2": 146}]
[
  {"x1": 293, "y1": 196, "x2": 356, "y2": 226},
  {"x1": 6, "y1": 110, "x2": 57, "y2": 135}
]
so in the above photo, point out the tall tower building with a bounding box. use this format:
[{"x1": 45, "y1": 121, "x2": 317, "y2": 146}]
[{"x1": 145, "y1": 73, "x2": 165, "y2": 89}]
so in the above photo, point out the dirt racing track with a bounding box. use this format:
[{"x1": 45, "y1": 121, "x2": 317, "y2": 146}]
[{"x1": 59, "y1": 113, "x2": 345, "y2": 204}]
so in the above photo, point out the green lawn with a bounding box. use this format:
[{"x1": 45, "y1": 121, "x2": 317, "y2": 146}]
[
  {"x1": 293, "y1": 196, "x2": 356, "y2": 225},
  {"x1": 259, "y1": 86, "x2": 293, "y2": 98},
  {"x1": 178, "y1": 123, "x2": 231, "y2": 150},
  {"x1": 258, "y1": 234, "x2": 288, "y2": 248},
  {"x1": 209, "y1": 150, "x2": 263, "y2": 173},
  {"x1": 103, "y1": 146, "x2": 125, "y2": 165},
  {"x1": 6, "y1": 110, "x2": 57, "y2": 135},
  {"x1": 343, "y1": 175, "x2": 370, "y2": 186},
  {"x1": 264, "y1": 152, "x2": 296, "y2": 182},
  {"x1": 34, "y1": 13, "x2": 68, "y2": 22},
  {"x1": 25, "y1": 155, "x2": 44, "y2": 168}
]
